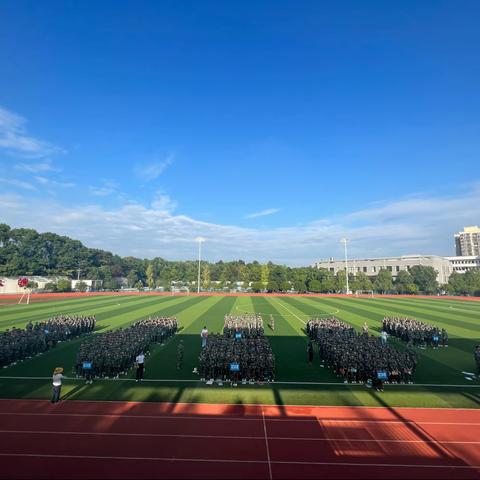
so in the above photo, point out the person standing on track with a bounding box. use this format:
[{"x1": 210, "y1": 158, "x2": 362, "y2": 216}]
[
  {"x1": 51, "y1": 367, "x2": 66, "y2": 404},
  {"x1": 201, "y1": 326, "x2": 208, "y2": 348},
  {"x1": 135, "y1": 352, "x2": 145, "y2": 382}
]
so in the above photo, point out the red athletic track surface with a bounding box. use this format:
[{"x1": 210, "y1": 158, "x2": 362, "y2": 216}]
[
  {"x1": 0, "y1": 400, "x2": 479, "y2": 480},
  {"x1": 1, "y1": 292, "x2": 480, "y2": 303}
]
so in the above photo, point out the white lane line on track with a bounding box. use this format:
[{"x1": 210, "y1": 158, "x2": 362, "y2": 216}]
[
  {"x1": 262, "y1": 407, "x2": 273, "y2": 480},
  {"x1": 0, "y1": 412, "x2": 479, "y2": 426},
  {"x1": 1, "y1": 430, "x2": 479, "y2": 445},
  {"x1": 0, "y1": 453, "x2": 478, "y2": 469}
]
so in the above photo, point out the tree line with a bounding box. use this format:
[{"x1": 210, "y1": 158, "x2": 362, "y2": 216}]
[{"x1": 0, "y1": 223, "x2": 479, "y2": 295}]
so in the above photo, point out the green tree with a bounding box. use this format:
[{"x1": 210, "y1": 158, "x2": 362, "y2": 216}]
[
  {"x1": 395, "y1": 270, "x2": 413, "y2": 293},
  {"x1": 293, "y1": 280, "x2": 306, "y2": 293},
  {"x1": 44, "y1": 282, "x2": 57, "y2": 292},
  {"x1": 146, "y1": 262, "x2": 155, "y2": 289},
  {"x1": 127, "y1": 270, "x2": 139, "y2": 288},
  {"x1": 373, "y1": 269, "x2": 393, "y2": 293},
  {"x1": 261, "y1": 264, "x2": 270, "y2": 285},
  {"x1": 134, "y1": 280, "x2": 144, "y2": 289},
  {"x1": 266, "y1": 280, "x2": 278, "y2": 292},
  {"x1": 251, "y1": 281, "x2": 264, "y2": 293},
  {"x1": 202, "y1": 263, "x2": 211, "y2": 290},
  {"x1": 56, "y1": 279, "x2": 72, "y2": 292},
  {"x1": 75, "y1": 281, "x2": 88, "y2": 292},
  {"x1": 308, "y1": 279, "x2": 321, "y2": 293},
  {"x1": 409, "y1": 265, "x2": 438, "y2": 294}
]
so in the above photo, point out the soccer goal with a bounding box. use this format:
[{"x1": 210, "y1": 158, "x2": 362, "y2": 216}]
[{"x1": 355, "y1": 290, "x2": 375, "y2": 298}]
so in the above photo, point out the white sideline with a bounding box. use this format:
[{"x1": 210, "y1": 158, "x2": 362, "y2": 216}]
[
  {"x1": 262, "y1": 407, "x2": 273, "y2": 480},
  {"x1": 1, "y1": 375, "x2": 479, "y2": 388},
  {"x1": 0, "y1": 453, "x2": 478, "y2": 470},
  {"x1": 275, "y1": 301, "x2": 306, "y2": 325}
]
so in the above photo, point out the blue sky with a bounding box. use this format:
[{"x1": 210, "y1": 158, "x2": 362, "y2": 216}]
[{"x1": 0, "y1": 1, "x2": 479, "y2": 265}]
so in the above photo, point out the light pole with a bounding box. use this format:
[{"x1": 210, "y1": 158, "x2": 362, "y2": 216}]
[
  {"x1": 195, "y1": 237, "x2": 205, "y2": 294},
  {"x1": 341, "y1": 238, "x2": 349, "y2": 295}
]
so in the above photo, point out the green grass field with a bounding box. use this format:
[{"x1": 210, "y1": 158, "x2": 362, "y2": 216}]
[{"x1": 1, "y1": 294, "x2": 479, "y2": 408}]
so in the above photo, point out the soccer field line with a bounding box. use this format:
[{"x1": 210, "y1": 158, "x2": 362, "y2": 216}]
[{"x1": 0, "y1": 375, "x2": 479, "y2": 388}]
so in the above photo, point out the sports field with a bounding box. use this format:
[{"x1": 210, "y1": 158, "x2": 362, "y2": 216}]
[{"x1": 1, "y1": 294, "x2": 479, "y2": 409}]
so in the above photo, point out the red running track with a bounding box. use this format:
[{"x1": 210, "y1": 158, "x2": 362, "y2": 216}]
[{"x1": 0, "y1": 399, "x2": 479, "y2": 479}]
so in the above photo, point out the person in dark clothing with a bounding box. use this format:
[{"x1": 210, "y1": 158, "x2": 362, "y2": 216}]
[{"x1": 307, "y1": 340, "x2": 314, "y2": 365}]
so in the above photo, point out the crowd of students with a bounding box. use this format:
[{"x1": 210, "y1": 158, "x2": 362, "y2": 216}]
[
  {"x1": 307, "y1": 317, "x2": 417, "y2": 388},
  {"x1": 223, "y1": 314, "x2": 265, "y2": 338},
  {"x1": 0, "y1": 315, "x2": 95, "y2": 368},
  {"x1": 198, "y1": 315, "x2": 275, "y2": 384},
  {"x1": 382, "y1": 317, "x2": 448, "y2": 348},
  {"x1": 75, "y1": 317, "x2": 177, "y2": 379}
]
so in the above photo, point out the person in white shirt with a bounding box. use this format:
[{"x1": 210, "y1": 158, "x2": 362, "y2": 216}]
[
  {"x1": 380, "y1": 330, "x2": 388, "y2": 345},
  {"x1": 201, "y1": 326, "x2": 208, "y2": 348},
  {"x1": 51, "y1": 367, "x2": 66, "y2": 404},
  {"x1": 135, "y1": 352, "x2": 145, "y2": 381}
]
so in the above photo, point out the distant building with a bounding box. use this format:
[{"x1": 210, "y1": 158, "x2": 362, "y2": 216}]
[
  {"x1": 312, "y1": 255, "x2": 453, "y2": 284},
  {"x1": 446, "y1": 256, "x2": 480, "y2": 274},
  {"x1": 71, "y1": 279, "x2": 103, "y2": 291},
  {"x1": 455, "y1": 226, "x2": 480, "y2": 256},
  {"x1": 0, "y1": 276, "x2": 68, "y2": 294}
]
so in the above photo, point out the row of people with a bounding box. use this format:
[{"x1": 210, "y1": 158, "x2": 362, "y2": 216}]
[
  {"x1": 307, "y1": 317, "x2": 353, "y2": 340},
  {"x1": 383, "y1": 317, "x2": 448, "y2": 348},
  {"x1": 75, "y1": 317, "x2": 177, "y2": 379},
  {"x1": 198, "y1": 333, "x2": 275, "y2": 383},
  {"x1": 310, "y1": 320, "x2": 417, "y2": 384},
  {"x1": 223, "y1": 314, "x2": 264, "y2": 338},
  {"x1": 0, "y1": 315, "x2": 95, "y2": 368}
]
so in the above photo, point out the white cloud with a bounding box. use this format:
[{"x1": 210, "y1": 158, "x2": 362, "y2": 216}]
[
  {"x1": 15, "y1": 160, "x2": 58, "y2": 173},
  {"x1": 245, "y1": 208, "x2": 280, "y2": 219},
  {"x1": 0, "y1": 106, "x2": 64, "y2": 158},
  {"x1": 89, "y1": 180, "x2": 118, "y2": 197},
  {"x1": 0, "y1": 178, "x2": 37, "y2": 191},
  {"x1": 0, "y1": 185, "x2": 479, "y2": 265},
  {"x1": 134, "y1": 154, "x2": 174, "y2": 181},
  {"x1": 34, "y1": 176, "x2": 75, "y2": 188}
]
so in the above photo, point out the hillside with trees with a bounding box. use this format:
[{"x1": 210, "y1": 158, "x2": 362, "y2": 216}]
[{"x1": 0, "y1": 223, "x2": 478, "y2": 295}]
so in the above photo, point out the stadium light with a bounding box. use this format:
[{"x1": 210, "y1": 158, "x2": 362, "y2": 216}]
[
  {"x1": 341, "y1": 238, "x2": 349, "y2": 295},
  {"x1": 195, "y1": 237, "x2": 205, "y2": 294}
]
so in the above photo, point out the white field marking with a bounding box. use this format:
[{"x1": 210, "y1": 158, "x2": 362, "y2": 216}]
[
  {"x1": 262, "y1": 407, "x2": 273, "y2": 480},
  {"x1": 4, "y1": 397, "x2": 480, "y2": 411},
  {"x1": 274, "y1": 301, "x2": 306, "y2": 325},
  {"x1": 1, "y1": 376, "x2": 480, "y2": 388},
  {"x1": 0, "y1": 412, "x2": 479, "y2": 426},
  {"x1": 448, "y1": 306, "x2": 480, "y2": 314},
  {"x1": 0, "y1": 453, "x2": 479, "y2": 470},
  {"x1": 1, "y1": 430, "x2": 480, "y2": 445}
]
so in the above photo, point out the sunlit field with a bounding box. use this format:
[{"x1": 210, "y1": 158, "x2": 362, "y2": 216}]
[{"x1": 1, "y1": 294, "x2": 479, "y2": 408}]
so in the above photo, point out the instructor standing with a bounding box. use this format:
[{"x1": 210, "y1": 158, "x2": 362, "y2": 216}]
[
  {"x1": 135, "y1": 352, "x2": 145, "y2": 382},
  {"x1": 51, "y1": 367, "x2": 66, "y2": 404}
]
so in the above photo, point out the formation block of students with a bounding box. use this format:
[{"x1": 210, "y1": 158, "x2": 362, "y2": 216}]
[
  {"x1": 382, "y1": 317, "x2": 448, "y2": 348},
  {"x1": 307, "y1": 317, "x2": 417, "y2": 387},
  {"x1": 75, "y1": 316, "x2": 177, "y2": 379},
  {"x1": 0, "y1": 315, "x2": 95, "y2": 368},
  {"x1": 198, "y1": 315, "x2": 275, "y2": 384}
]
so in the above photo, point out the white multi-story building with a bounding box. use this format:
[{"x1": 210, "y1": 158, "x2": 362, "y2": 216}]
[
  {"x1": 446, "y1": 256, "x2": 480, "y2": 274},
  {"x1": 455, "y1": 226, "x2": 480, "y2": 256},
  {"x1": 312, "y1": 255, "x2": 453, "y2": 284}
]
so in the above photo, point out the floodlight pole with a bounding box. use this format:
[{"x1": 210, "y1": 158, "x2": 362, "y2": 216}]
[
  {"x1": 342, "y1": 238, "x2": 349, "y2": 295},
  {"x1": 196, "y1": 238, "x2": 205, "y2": 294}
]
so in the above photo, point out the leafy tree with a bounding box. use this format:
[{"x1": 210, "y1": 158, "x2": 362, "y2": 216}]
[
  {"x1": 134, "y1": 280, "x2": 144, "y2": 289},
  {"x1": 308, "y1": 279, "x2": 321, "y2": 293},
  {"x1": 202, "y1": 263, "x2": 211, "y2": 290},
  {"x1": 44, "y1": 282, "x2": 57, "y2": 292},
  {"x1": 293, "y1": 280, "x2": 306, "y2": 293},
  {"x1": 409, "y1": 265, "x2": 438, "y2": 294},
  {"x1": 266, "y1": 281, "x2": 278, "y2": 292},
  {"x1": 104, "y1": 278, "x2": 121, "y2": 291},
  {"x1": 395, "y1": 270, "x2": 413, "y2": 293},
  {"x1": 251, "y1": 281, "x2": 264, "y2": 293},
  {"x1": 373, "y1": 269, "x2": 393, "y2": 293},
  {"x1": 75, "y1": 281, "x2": 88, "y2": 292},
  {"x1": 146, "y1": 263, "x2": 155, "y2": 289},
  {"x1": 261, "y1": 264, "x2": 270, "y2": 285},
  {"x1": 127, "y1": 271, "x2": 139, "y2": 288},
  {"x1": 56, "y1": 279, "x2": 72, "y2": 292}
]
